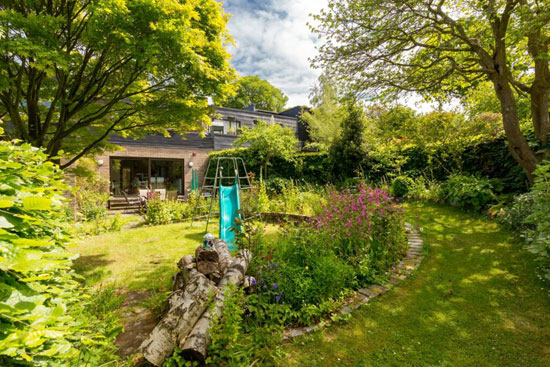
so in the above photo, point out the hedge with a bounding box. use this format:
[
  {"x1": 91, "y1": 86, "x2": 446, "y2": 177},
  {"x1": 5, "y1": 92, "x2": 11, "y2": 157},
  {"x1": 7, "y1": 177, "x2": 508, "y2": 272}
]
[{"x1": 208, "y1": 137, "x2": 529, "y2": 193}]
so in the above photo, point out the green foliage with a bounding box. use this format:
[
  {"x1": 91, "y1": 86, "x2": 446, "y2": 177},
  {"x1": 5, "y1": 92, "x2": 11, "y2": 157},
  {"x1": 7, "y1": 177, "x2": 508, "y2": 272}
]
[
  {"x1": 405, "y1": 177, "x2": 443, "y2": 203},
  {"x1": 246, "y1": 186, "x2": 406, "y2": 327},
  {"x1": 523, "y1": 161, "x2": 550, "y2": 281},
  {"x1": 311, "y1": 0, "x2": 550, "y2": 179},
  {"x1": 241, "y1": 181, "x2": 328, "y2": 217},
  {"x1": 391, "y1": 176, "x2": 414, "y2": 198},
  {"x1": 441, "y1": 175, "x2": 496, "y2": 212},
  {"x1": 233, "y1": 120, "x2": 299, "y2": 178},
  {"x1": 206, "y1": 283, "x2": 284, "y2": 367},
  {"x1": 0, "y1": 141, "x2": 102, "y2": 366},
  {"x1": 495, "y1": 193, "x2": 537, "y2": 232},
  {"x1": 301, "y1": 75, "x2": 348, "y2": 150},
  {"x1": 329, "y1": 104, "x2": 368, "y2": 179},
  {"x1": 144, "y1": 192, "x2": 206, "y2": 225},
  {"x1": 0, "y1": 0, "x2": 236, "y2": 166},
  {"x1": 209, "y1": 149, "x2": 333, "y2": 185},
  {"x1": 221, "y1": 75, "x2": 288, "y2": 112}
]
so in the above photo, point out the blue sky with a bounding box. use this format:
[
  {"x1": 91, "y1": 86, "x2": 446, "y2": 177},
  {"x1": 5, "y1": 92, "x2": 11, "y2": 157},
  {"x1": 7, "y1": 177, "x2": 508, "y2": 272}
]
[{"x1": 221, "y1": 0, "x2": 328, "y2": 107}]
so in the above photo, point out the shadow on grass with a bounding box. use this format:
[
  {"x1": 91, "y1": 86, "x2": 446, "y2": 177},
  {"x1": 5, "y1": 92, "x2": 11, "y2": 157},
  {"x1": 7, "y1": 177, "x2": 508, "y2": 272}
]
[
  {"x1": 73, "y1": 254, "x2": 114, "y2": 285},
  {"x1": 286, "y1": 202, "x2": 550, "y2": 367}
]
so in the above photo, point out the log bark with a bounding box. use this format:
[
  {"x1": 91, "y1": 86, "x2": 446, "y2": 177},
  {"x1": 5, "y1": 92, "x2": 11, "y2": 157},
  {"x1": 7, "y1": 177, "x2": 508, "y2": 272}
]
[
  {"x1": 177, "y1": 255, "x2": 194, "y2": 270},
  {"x1": 214, "y1": 239, "x2": 232, "y2": 274},
  {"x1": 140, "y1": 269, "x2": 217, "y2": 366},
  {"x1": 196, "y1": 261, "x2": 220, "y2": 278},
  {"x1": 195, "y1": 246, "x2": 219, "y2": 263},
  {"x1": 180, "y1": 249, "x2": 252, "y2": 363}
]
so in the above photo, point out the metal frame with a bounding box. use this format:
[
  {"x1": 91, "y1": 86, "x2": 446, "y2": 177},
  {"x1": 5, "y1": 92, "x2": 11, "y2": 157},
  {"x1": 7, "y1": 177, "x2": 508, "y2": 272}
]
[{"x1": 190, "y1": 157, "x2": 253, "y2": 233}]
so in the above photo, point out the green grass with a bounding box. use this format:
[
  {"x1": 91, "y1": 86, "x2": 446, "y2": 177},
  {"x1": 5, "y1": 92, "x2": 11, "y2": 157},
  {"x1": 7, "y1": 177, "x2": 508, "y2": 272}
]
[
  {"x1": 73, "y1": 220, "x2": 279, "y2": 291},
  {"x1": 284, "y1": 202, "x2": 550, "y2": 367}
]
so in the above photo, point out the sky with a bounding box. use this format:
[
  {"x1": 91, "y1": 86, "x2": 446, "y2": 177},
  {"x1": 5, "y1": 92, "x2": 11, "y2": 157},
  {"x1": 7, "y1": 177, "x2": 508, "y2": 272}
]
[{"x1": 221, "y1": 0, "x2": 328, "y2": 108}]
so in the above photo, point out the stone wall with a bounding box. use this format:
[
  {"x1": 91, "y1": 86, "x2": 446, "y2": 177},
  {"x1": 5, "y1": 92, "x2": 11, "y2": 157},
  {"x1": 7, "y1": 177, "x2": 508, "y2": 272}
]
[{"x1": 94, "y1": 145, "x2": 211, "y2": 195}]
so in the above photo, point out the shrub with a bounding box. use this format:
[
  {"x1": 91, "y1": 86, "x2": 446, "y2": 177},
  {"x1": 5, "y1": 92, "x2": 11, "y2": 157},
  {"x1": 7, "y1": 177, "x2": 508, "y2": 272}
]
[
  {"x1": 405, "y1": 177, "x2": 442, "y2": 202},
  {"x1": 71, "y1": 158, "x2": 109, "y2": 221},
  {"x1": 0, "y1": 141, "x2": 102, "y2": 366},
  {"x1": 523, "y1": 161, "x2": 550, "y2": 280},
  {"x1": 206, "y1": 284, "x2": 284, "y2": 367},
  {"x1": 391, "y1": 176, "x2": 414, "y2": 198},
  {"x1": 495, "y1": 192, "x2": 536, "y2": 231},
  {"x1": 441, "y1": 174, "x2": 496, "y2": 212},
  {"x1": 143, "y1": 193, "x2": 207, "y2": 225}
]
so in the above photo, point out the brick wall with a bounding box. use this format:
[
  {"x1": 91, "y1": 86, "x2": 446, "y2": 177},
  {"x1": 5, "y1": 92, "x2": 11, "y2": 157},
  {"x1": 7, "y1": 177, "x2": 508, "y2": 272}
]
[{"x1": 94, "y1": 146, "x2": 211, "y2": 196}]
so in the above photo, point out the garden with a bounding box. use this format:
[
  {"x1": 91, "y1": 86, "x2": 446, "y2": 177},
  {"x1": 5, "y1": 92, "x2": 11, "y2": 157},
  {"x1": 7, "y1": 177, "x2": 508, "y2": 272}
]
[{"x1": 1, "y1": 0, "x2": 550, "y2": 367}]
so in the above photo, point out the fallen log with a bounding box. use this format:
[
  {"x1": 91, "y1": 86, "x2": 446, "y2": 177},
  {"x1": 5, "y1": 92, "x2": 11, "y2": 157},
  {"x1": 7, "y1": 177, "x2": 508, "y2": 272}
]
[
  {"x1": 180, "y1": 249, "x2": 252, "y2": 363},
  {"x1": 140, "y1": 269, "x2": 217, "y2": 366},
  {"x1": 214, "y1": 239, "x2": 232, "y2": 274},
  {"x1": 195, "y1": 246, "x2": 219, "y2": 263},
  {"x1": 177, "y1": 255, "x2": 194, "y2": 270}
]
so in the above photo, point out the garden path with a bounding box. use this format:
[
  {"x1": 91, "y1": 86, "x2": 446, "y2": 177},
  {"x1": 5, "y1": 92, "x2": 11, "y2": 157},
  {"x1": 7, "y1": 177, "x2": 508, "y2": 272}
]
[{"x1": 284, "y1": 202, "x2": 550, "y2": 367}]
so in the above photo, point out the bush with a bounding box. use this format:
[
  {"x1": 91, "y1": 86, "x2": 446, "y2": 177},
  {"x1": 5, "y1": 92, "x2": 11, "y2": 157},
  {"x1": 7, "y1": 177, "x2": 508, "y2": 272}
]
[
  {"x1": 405, "y1": 177, "x2": 442, "y2": 202},
  {"x1": 0, "y1": 141, "x2": 103, "y2": 366},
  {"x1": 523, "y1": 161, "x2": 550, "y2": 280},
  {"x1": 441, "y1": 174, "x2": 496, "y2": 212},
  {"x1": 143, "y1": 192, "x2": 207, "y2": 225},
  {"x1": 495, "y1": 192, "x2": 536, "y2": 231},
  {"x1": 71, "y1": 157, "x2": 109, "y2": 221},
  {"x1": 391, "y1": 176, "x2": 414, "y2": 198}
]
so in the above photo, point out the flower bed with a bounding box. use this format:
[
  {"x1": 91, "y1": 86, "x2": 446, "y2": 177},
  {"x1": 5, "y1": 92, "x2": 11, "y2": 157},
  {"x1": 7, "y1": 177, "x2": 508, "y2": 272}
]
[{"x1": 245, "y1": 185, "x2": 407, "y2": 325}]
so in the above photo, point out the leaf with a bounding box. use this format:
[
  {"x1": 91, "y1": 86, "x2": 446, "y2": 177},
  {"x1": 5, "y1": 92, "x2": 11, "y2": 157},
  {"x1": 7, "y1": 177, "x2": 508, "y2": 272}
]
[
  {"x1": 22, "y1": 197, "x2": 52, "y2": 211},
  {"x1": 0, "y1": 200, "x2": 14, "y2": 208}
]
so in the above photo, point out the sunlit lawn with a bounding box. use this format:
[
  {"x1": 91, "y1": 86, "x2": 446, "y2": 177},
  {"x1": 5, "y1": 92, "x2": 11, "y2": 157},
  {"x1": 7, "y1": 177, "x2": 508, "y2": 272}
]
[
  {"x1": 73, "y1": 219, "x2": 280, "y2": 292},
  {"x1": 285, "y1": 202, "x2": 550, "y2": 367}
]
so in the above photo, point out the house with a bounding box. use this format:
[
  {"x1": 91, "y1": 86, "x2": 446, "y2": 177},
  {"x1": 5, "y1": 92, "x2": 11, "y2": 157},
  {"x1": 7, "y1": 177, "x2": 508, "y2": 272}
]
[{"x1": 94, "y1": 105, "x2": 308, "y2": 207}]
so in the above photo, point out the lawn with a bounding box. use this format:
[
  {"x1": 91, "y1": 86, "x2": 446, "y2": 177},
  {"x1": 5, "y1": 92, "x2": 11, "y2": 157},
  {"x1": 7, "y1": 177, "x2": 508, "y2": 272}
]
[
  {"x1": 284, "y1": 202, "x2": 550, "y2": 367},
  {"x1": 73, "y1": 220, "x2": 280, "y2": 291}
]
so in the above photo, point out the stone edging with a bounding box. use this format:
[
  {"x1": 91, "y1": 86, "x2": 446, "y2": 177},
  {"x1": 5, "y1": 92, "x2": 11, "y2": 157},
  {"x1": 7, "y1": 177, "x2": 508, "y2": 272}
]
[{"x1": 282, "y1": 222, "x2": 424, "y2": 340}]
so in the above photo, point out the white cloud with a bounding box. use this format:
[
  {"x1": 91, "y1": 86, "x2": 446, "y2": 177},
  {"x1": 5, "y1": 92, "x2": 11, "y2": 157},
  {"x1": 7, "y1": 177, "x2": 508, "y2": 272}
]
[{"x1": 222, "y1": 0, "x2": 328, "y2": 108}]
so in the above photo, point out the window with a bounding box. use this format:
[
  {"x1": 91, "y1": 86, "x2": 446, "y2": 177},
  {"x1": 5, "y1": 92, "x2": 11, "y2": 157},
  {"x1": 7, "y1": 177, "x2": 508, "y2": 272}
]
[{"x1": 110, "y1": 158, "x2": 184, "y2": 196}]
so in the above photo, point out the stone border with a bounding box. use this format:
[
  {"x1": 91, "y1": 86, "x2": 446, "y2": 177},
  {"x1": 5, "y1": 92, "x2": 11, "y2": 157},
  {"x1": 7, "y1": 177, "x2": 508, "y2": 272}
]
[{"x1": 282, "y1": 222, "x2": 424, "y2": 340}]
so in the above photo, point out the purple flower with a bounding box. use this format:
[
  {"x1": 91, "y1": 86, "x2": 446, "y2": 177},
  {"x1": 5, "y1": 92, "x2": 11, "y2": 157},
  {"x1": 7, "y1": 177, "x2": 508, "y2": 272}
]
[
  {"x1": 272, "y1": 283, "x2": 278, "y2": 290},
  {"x1": 251, "y1": 278, "x2": 258, "y2": 285},
  {"x1": 275, "y1": 291, "x2": 283, "y2": 302}
]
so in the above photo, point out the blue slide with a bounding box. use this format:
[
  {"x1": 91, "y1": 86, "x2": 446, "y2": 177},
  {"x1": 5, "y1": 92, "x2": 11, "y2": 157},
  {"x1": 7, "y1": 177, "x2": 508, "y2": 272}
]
[{"x1": 219, "y1": 182, "x2": 241, "y2": 249}]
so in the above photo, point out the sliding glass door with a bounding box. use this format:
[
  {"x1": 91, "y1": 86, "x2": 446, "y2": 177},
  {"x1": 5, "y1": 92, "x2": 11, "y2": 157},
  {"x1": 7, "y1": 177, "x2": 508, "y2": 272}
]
[{"x1": 110, "y1": 157, "x2": 184, "y2": 196}]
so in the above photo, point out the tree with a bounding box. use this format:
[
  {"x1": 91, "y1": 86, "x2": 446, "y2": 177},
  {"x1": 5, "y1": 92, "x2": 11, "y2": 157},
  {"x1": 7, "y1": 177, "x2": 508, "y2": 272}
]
[
  {"x1": 312, "y1": 0, "x2": 550, "y2": 182},
  {"x1": 223, "y1": 76, "x2": 288, "y2": 112},
  {"x1": 233, "y1": 120, "x2": 298, "y2": 177},
  {"x1": 330, "y1": 103, "x2": 368, "y2": 179},
  {"x1": 0, "y1": 0, "x2": 236, "y2": 168},
  {"x1": 301, "y1": 75, "x2": 348, "y2": 150}
]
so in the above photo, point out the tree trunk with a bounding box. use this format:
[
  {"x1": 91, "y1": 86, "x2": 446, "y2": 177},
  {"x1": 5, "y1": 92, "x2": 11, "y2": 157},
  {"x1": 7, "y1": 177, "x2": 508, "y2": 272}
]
[
  {"x1": 180, "y1": 249, "x2": 252, "y2": 363},
  {"x1": 140, "y1": 269, "x2": 217, "y2": 366},
  {"x1": 492, "y1": 77, "x2": 539, "y2": 183}
]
